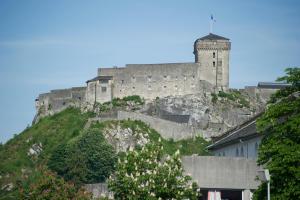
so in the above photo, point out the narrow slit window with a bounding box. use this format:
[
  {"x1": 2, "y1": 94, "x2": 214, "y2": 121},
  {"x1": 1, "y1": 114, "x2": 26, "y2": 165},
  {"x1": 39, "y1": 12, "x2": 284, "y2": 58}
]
[
  {"x1": 213, "y1": 61, "x2": 216, "y2": 67},
  {"x1": 213, "y1": 52, "x2": 216, "y2": 58}
]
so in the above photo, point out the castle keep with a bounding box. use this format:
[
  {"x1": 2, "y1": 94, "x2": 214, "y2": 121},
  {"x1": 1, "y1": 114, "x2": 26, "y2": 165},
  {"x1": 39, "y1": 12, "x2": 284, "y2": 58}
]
[{"x1": 36, "y1": 33, "x2": 231, "y2": 114}]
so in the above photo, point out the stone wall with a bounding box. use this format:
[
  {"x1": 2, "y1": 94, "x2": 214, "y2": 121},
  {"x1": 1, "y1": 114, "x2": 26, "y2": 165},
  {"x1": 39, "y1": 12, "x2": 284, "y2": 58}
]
[
  {"x1": 83, "y1": 183, "x2": 113, "y2": 199},
  {"x1": 99, "y1": 63, "x2": 215, "y2": 101},
  {"x1": 35, "y1": 87, "x2": 86, "y2": 120},
  {"x1": 117, "y1": 111, "x2": 197, "y2": 141},
  {"x1": 86, "y1": 80, "x2": 113, "y2": 104},
  {"x1": 194, "y1": 39, "x2": 230, "y2": 90}
]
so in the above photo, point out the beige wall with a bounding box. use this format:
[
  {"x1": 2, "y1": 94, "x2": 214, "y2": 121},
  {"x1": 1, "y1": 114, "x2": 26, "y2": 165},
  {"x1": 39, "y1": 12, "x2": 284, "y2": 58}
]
[
  {"x1": 99, "y1": 63, "x2": 209, "y2": 100},
  {"x1": 86, "y1": 80, "x2": 113, "y2": 104},
  {"x1": 195, "y1": 40, "x2": 230, "y2": 90}
]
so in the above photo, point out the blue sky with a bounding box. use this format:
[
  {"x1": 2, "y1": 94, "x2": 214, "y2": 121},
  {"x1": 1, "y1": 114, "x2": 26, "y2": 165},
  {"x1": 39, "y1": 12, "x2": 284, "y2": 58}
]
[{"x1": 0, "y1": 0, "x2": 299, "y2": 143}]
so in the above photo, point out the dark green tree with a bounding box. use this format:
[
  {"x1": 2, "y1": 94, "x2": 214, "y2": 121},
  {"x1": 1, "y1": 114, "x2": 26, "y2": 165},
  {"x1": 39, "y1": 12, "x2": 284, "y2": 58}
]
[
  {"x1": 253, "y1": 67, "x2": 300, "y2": 200},
  {"x1": 48, "y1": 129, "x2": 117, "y2": 185}
]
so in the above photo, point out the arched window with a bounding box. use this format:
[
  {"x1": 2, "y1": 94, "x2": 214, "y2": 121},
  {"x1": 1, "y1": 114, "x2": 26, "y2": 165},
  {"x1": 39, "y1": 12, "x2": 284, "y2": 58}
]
[
  {"x1": 213, "y1": 61, "x2": 216, "y2": 67},
  {"x1": 213, "y1": 52, "x2": 216, "y2": 58}
]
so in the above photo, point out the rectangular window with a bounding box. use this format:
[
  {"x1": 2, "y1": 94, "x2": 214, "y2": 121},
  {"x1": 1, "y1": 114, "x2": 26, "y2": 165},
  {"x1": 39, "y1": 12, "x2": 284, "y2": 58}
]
[{"x1": 101, "y1": 87, "x2": 107, "y2": 92}]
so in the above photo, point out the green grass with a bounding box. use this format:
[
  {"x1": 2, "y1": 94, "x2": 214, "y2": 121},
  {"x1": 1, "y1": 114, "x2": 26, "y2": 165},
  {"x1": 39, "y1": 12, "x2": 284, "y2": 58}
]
[
  {"x1": 95, "y1": 95, "x2": 145, "y2": 113},
  {"x1": 0, "y1": 108, "x2": 92, "y2": 199}
]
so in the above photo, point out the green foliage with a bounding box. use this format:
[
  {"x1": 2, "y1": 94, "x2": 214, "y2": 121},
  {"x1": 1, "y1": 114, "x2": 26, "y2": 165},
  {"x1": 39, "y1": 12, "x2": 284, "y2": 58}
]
[
  {"x1": 48, "y1": 129, "x2": 117, "y2": 185},
  {"x1": 18, "y1": 166, "x2": 91, "y2": 200},
  {"x1": 211, "y1": 90, "x2": 250, "y2": 108},
  {"x1": 218, "y1": 90, "x2": 250, "y2": 108},
  {"x1": 253, "y1": 68, "x2": 300, "y2": 200},
  {"x1": 95, "y1": 95, "x2": 145, "y2": 113},
  {"x1": 0, "y1": 108, "x2": 91, "y2": 199},
  {"x1": 211, "y1": 93, "x2": 218, "y2": 104},
  {"x1": 269, "y1": 67, "x2": 300, "y2": 103},
  {"x1": 108, "y1": 142, "x2": 199, "y2": 199}
]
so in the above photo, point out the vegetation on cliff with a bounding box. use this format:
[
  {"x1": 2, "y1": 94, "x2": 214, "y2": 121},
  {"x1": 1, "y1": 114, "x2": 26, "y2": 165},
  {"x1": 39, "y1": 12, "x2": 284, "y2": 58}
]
[
  {"x1": 0, "y1": 104, "x2": 209, "y2": 199},
  {"x1": 253, "y1": 67, "x2": 300, "y2": 200}
]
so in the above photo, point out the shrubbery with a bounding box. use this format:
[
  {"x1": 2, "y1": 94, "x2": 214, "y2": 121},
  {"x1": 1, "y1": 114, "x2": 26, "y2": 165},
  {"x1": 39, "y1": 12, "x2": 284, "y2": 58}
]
[
  {"x1": 108, "y1": 142, "x2": 199, "y2": 199},
  {"x1": 95, "y1": 95, "x2": 145, "y2": 113},
  {"x1": 18, "y1": 166, "x2": 91, "y2": 200},
  {"x1": 48, "y1": 129, "x2": 117, "y2": 185}
]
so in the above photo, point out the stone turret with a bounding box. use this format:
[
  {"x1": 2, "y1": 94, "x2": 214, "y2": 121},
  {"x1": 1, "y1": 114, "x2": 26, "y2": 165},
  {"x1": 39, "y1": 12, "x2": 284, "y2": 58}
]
[{"x1": 194, "y1": 33, "x2": 231, "y2": 91}]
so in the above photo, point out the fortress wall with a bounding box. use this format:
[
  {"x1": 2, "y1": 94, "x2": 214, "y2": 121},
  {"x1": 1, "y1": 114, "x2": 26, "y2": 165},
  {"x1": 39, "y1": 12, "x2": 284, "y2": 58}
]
[
  {"x1": 104, "y1": 63, "x2": 206, "y2": 100},
  {"x1": 36, "y1": 87, "x2": 86, "y2": 115},
  {"x1": 117, "y1": 111, "x2": 196, "y2": 141},
  {"x1": 98, "y1": 67, "x2": 125, "y2": 76}
]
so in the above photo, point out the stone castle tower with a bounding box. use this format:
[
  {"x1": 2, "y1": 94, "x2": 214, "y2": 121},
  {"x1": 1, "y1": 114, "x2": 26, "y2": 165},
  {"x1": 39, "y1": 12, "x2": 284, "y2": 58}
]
[{"x1": 194, "y1": 33, "x2": 231, "y2": 91}]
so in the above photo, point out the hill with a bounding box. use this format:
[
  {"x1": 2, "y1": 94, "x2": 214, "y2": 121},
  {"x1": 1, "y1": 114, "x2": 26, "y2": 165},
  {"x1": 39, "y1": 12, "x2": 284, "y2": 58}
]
[{"x1": 0, "y1": 107, "x2": 209, "y2": 199}]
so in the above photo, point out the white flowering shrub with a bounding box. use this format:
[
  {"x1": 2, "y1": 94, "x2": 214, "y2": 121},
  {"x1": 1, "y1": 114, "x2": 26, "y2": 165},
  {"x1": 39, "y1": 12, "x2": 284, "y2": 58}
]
[{"x1": 108, "y1": 141, "x2": 199, "y2": 199}]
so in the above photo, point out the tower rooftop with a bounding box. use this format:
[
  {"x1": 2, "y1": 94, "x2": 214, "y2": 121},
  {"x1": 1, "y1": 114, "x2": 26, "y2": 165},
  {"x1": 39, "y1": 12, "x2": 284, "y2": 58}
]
[{"x1": 197, "y1": 33, "x2": 229, "y2": 41}]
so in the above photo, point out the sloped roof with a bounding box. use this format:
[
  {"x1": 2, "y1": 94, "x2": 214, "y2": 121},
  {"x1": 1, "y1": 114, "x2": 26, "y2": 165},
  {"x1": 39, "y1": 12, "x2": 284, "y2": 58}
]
[
  {"x1": 258, "y1": 82, "x2": 291, "y2": 89},
  {"x1": 207, "y1": 113, "x2": 263, "y2": 150},
  {"x1": 86, "y1": 76, "x2": 113, "y2": 83},
  {"x1": 197, "y1": 33, "x2": 229, "y2": 41}
]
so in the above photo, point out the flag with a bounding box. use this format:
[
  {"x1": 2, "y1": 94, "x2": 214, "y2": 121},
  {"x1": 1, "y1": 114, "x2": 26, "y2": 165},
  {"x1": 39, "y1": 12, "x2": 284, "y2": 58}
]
[{"x1": 211, "y1": 14, "x2": 216, "y2": 22}]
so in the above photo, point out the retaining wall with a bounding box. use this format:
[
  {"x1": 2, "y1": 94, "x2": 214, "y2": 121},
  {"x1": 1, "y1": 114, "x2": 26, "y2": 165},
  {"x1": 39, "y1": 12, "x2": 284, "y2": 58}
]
[{"x1": 117, "y1": 111, "x2": 196, "y2": 141}]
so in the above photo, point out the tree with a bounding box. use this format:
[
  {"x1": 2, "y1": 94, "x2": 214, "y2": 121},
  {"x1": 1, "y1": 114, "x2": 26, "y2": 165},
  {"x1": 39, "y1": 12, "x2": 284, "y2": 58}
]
[
  {"x1": 48, "y1": 128, "x2": 117, "y2": 185},
  {"x1": 108, "y1": 142, "x2": 199, "y2": 200},
  {"x1": 253, "y1": 67, "x2": 300, "y2": 200},
  {"x1": 18, "y1": 166, "x2": 91, "y2": 200}
]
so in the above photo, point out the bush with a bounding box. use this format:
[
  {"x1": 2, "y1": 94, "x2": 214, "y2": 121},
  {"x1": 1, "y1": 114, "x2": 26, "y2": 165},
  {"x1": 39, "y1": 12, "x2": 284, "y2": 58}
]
[
  {"x1": 108, "y1": 142, "x2": 199, "y2": 199},
  {"x1": 18, "y1": 166, "x2": 91, "y2": 200},
  {"x1": 48, "y1": 129, "x2": 117, "y2": 185}
]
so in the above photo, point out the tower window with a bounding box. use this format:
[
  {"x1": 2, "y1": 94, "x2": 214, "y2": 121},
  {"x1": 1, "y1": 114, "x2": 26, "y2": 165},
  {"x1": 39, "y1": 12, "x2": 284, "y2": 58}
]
[
  {"x1": 101, "y1": 87, "x2": 107, "y2": 92},
  {"x1": 213, "y1": 61, "x2": 216, "y2": 67},
  {"x1": 213, "y1": 52, "x2": 216, "y2": 58},
  {"x1": 218, "y1": 61, "x2": 222, "y2": 66}
]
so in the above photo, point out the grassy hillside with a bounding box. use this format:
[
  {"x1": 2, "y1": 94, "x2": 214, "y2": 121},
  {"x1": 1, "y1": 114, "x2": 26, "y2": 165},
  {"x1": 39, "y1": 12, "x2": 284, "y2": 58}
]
[{"x1": 0, "y1": 107, "x2": 210, "y2": 199}]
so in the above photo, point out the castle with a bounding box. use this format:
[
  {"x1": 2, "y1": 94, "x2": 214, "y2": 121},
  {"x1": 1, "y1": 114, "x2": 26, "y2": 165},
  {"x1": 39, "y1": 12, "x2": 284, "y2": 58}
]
[{"x1": 35, "y1": 33, "x2": 231, "y2": 115}]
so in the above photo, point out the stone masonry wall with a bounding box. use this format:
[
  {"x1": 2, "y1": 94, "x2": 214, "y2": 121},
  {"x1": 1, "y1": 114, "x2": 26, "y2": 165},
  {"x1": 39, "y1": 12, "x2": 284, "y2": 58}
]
[
  {"x1": 117, "y1": 111, "x2": 197, "y2": 141},
  {"x1": 99, "y1": 63, "x2": 214, "y2": 101}
]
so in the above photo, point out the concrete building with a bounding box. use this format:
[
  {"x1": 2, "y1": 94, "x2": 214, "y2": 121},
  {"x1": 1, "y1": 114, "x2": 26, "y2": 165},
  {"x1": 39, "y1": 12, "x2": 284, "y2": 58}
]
[
  {"x1": 182, "y1": 156, "x2": 262, "y2": 200},
  {"x1": 86, "y1": 33, "x2": 231, "y2": 104}
]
